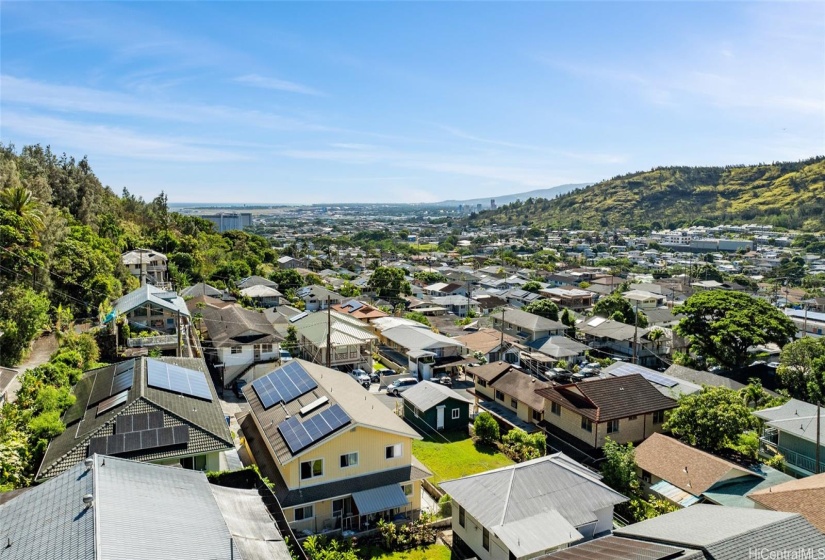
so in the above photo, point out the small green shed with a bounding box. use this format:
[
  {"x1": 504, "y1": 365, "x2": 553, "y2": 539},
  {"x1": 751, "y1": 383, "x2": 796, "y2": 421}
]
[{"x1": 402, "y1": 381, "x2": 472, "y2": 433}]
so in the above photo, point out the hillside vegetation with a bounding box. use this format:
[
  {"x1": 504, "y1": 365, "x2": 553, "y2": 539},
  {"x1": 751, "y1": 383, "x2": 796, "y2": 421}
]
[{"x1": 468, "y1": 157, "x2": 825, "y2": 231}]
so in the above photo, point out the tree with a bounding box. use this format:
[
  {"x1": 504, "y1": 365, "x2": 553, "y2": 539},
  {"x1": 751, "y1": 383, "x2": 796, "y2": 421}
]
[
  {"x1": 413, "y1": 271, "x2": 446, "y2": 285},
  {"x1": 777, "y1": 337, "x2": 825, "y2": 403},
  {"x1": 522, "y1": 299, "x2": 559, "y2": 321},
  {"x1": 0, "y1": 185, "x2": 44, "y2": 231},
  {"x1": 367, "y1": 266, "x2": 411, "y2": 302},
  {"x1": 502, "y1": 428, "x2": 546, "y2": 462},
  {"x1": 0, "y1": 285, "x2": 50, "y2": 366},
  {"x1": 339, "y1": 281, "x2": 360, "y2": 298},
  {"x1": 474, "y1": 412, "x2": 499, "y2": 444},
  {"x1": 303, "y1": 535, "x2": 359, "y2": 560},
  {"x1": 592, "y1": 293, "x2": 648, "y2": 327},
  {"x1": 523, "y1": 280, "x2": 542, "y2": 293},
  {"x1": 271, "y1": 268, "x2": 302, "y2": 292},
  {"x1": 403, "y1": 312, "x2": 431, "y2": 327},
  {"x1": 674, "y1": 291, "x2": 797, "y2": 370},
  {"x1": 282, "y1": 325, "x2": 299, "y2": 356},
  {"x1": 601, "y1": 438, "x2": 638, "y2": 497},
  {"x1": 663, "y1": 386, "x2": 758, "y2": 452}
]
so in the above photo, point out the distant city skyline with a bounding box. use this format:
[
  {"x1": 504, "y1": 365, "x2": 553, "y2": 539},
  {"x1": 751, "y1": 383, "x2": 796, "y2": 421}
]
[{"x1": 1, "y1": 2, "x2": 823, "y2": 203}]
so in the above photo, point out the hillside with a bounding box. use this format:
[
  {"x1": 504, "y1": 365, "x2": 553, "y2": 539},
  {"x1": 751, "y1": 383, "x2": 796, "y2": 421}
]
[
  {"x1": 467, "y1": 158, "x2": 825, "y2": 231},
  {"x1": 435, "y1": 183, "x2": 590, "y2": 207}
]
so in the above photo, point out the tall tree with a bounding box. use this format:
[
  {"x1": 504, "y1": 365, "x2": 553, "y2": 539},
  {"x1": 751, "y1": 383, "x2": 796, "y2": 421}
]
[
  {"x1": 663, "y1": 386, "x2": 758, "y2": 452},
  {"x1": 777, "y1": 337, "x2": 825, "y2": 403},
  {"x1": 0, "y1": 186, "x2": 44, "y2": 231},
  {"x1": 674, "y1": 290, "x2": 797, "y2": 370},
  {"x1": 522, "y1": 299, "x2": 560, "y2": 321},
  {"x1": 367, "y1": 266, "x2": 411, "y2": 302},
  {"x1": 592, "y1": 292, "x2": 648, "y2": 327}
]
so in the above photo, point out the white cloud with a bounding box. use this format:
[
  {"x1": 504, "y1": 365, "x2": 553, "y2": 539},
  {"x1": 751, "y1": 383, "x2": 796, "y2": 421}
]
[{"x1": 234, "y1": 74, "x2": 324, "y2": 96}]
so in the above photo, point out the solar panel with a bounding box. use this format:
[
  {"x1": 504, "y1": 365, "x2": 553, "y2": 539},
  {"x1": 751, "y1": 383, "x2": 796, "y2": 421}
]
[
  {"x1": 251, "y1": 363, "x2": 318, "y2": 410},
  {"x1": 87, "y1": 436, "x2": 108, "y2": 457},
  {"x1": 108, "y1": 433, "x2": 125, "y2": 455},
  {"x1": 609, "y1": 363, "x2": 678, "y2": 388},
  {"x1": 87, "y1": 422, "x2": 190, "y2": 457},
  {"x1": 141, "y1": 428, "x2": 158, "y2": 449},
  {"x1": 278, "y1": 403, "x2": 351, "y2": 454},
  {"x1": 124, "y1": 431, "x2": 142, "y2": 453},
  {"x1": 111, "y1": 361, "x2": 135, "y2": 394},
  {"x1": 146, "y1": 359, "x2": 214, "y2": 401},
  {"x1": 148, "y1": 410, "x2": 164, "y2": 429},
  {"x1": 96, "y1": 390, "x2": 129, "y2": 416}
]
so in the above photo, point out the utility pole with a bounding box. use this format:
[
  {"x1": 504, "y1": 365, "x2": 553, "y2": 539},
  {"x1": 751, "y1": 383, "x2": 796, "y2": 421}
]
[
  {"x1": 817, "y1": 401, "x2": 821, "y2": 475},
  {"x1": 326, "y1": 296, "x2": 331, "y2": 368},
  {"x1": 632, "y1": 299, "x2": 640, "y2": 365},
  {"x1": 803, "y1": 302, "x2": 809, "y2": 338},
  {"x1": 176, "y1": 309, "x2": 182, "y2": 358},
  {"x1": 466, "y1": 277, "x2": 471, "y2": 319},
  {"x1": 499, "y1": 307, "x2": 505, "y2": 352}
]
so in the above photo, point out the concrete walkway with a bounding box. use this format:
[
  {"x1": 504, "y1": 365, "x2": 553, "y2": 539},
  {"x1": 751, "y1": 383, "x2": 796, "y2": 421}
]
[{"x1": 5, "y1": 333, "x2": 58, "y2": 402}]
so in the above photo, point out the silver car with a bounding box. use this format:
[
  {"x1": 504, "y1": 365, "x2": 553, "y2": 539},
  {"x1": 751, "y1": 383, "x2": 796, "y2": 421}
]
[{"x1": 388, "y1": 377, "x2": 418, "y2": 396}]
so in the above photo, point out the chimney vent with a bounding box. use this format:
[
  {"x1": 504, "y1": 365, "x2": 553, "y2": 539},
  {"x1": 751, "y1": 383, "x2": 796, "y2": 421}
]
[{"x1": 82, "y1": 494, "x2": 94, "y2": 508}]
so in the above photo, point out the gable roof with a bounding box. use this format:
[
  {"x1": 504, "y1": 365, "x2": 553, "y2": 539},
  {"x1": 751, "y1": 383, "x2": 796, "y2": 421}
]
[
  {"x1": 663, "y1": 364, "x2": 746, "y2": 391},
  {"x1": 455, "y1": 328, "x2": 519, "y2": 355},
  {"x1": 467, "y1": 361, "x2": 514, "y2": 383},
  {"x1": 441, "y1": 453, "x2": 626, "y2": 554},
  {"x1": 291, "y1": 310, "x2": 377, "y2": 348},
  {"x1": 401, "y1": 381, "x2": 471, "y2": 411},
  {"x1": 527, "y1": 336, "x2": 589, "y2": 359},
  {"x1": 38, "y1": 357, "x2": 233, "y2": 480},
  {"x1": 754, "y1": 398, "x2": 825, "y2": 445},
  {"x1": 538, "y1": 535, "x2": 704, "y2": 560},
  {"x1": 635, "y1": 433, "x2": 754, "y2": 496},
  {"x1": 331, "y1": 300, "x2": 389, "y2": 321},
  {"x1": 192, "y1": 301, "x2": 282, "y2": 347},
  {"x1": 236, "y1": 275, "x2": 278, "y2": 289},
  {"x1": 381, "y1": 325, "x2": 465, "y2": 352},
  {"x1": 490, "y1": 370, "x2": 551, "y2": 411},
  {"x1": 500, "y1": 308, "x2": 566, "y2": 333},
  {"x1": 180, "y1": 282, "x2": 223, "y2": 299},
  {"x1": 239, "y1": 285, "x2": 283, "y2": 298},
  {"x1": 107, "y1": 284, "x2": 189, "y2": 321},
  {"x1": 2, "y1": 455, "x2": 291, "y2": 560},
  {"x1": 243, "y1": 359, "x2": 419, "y2": 465},
  {"x1": 748, "y1": 472, "x2": 825, "y2": 532},
  {"x1": 535, "y1": 374, "x2": 677, "y2": 422},
  {"x1": 614, "y1": 505, "x2": 825, "y2": 559}
]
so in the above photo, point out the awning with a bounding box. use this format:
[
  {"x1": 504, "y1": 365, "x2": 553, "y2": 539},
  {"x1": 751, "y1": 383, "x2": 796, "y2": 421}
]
[
  {"x1": 649, "y1": 479, "x2": 700, "y2": 507},
  {"x1": 408, "y1": 349, "x2": 437, "y2": 359},
  {"x1": 352, "y1": 485, "x2": 409, "y2": 516}
]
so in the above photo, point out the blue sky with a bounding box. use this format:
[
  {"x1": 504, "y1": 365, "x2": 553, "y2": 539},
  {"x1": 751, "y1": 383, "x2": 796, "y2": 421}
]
[{"x1": 1, "y1": 2, "x2": 823, "y2": 204}]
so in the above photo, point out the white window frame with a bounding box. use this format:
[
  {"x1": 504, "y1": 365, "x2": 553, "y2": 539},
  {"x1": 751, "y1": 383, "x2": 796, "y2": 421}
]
[
  {"x1": 451, "y1": 408, "x2": 460, "y2": 420},
  {"x1": 230, "y1": 346, "x2": 243, "y2": 354},
  {"x1": 402, "y1": 483, "x2": 413, "y2": 497},
  {"x1": 340, "y1": 452, "x2": 358, "y2": 469},
  {"x1": 300, "y1": 459, "x2": 323, "y2": 480},
  {"x1": 386, "y1": 443, "x2": 402, "y2": 459}
]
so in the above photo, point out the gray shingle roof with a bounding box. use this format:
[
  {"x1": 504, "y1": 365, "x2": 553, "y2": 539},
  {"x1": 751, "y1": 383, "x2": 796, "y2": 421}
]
[
  {"x1": 501, "y1": 308, "x2": 566, "y2": 332},
  {"x1": 663, "y1": 364, "x2": 746, "y2": 391},
  {"x1": 401, "y1": 381, "x2": 471, "y2": 411},
  {"x1": 39, "y1": 358, "x2": 233, "y2": 480},
  {"x1": 1, "y1": 455, "x2": 292, "y2": 560},
  {"x1": 108, "y1": 284, "x2": 189, "y2": 320},
  {"x1": 193, "y1": 301, "x2": 282, "y2": 347},
  {"x1": 538, "y1": 535, "x2": 704, "y2": 560},
  {"x1": 614, "y1": 505, "x2": 825, "y2": 559}
]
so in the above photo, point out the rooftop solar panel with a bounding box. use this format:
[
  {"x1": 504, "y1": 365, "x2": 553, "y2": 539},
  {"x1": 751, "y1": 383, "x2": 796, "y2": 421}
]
[
  {"x1": 96, "y1": 390, "x2": 129, "y2": 416},
  {"x1": 87, "y1": 424, "x2": 189, "y2": 457},
  {"x1": 609, "y1": 363, "x2": 678, "y2": 388},
  {"x1": 279, "y1": 403, "x2": 351, "y2": 454},
  {"x1": 251, "y1": 362, "x2": 318, "y2": 410},
  {"x1": 146, "y1": 359, "x2": 214, "y2": 401}
]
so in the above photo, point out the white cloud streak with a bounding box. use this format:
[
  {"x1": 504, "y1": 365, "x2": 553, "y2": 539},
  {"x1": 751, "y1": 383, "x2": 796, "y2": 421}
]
[{"x1": 234, "y1": 74, "x2": 325, "y2": 96}]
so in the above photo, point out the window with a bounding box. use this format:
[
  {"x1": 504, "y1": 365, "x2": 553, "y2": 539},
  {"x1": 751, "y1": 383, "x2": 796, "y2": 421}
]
[
  {"x1": 607, "y1": 419, "x2": 619, "y2": 434},
  {"x1": 300, "y1": 459, "x2": 323, "y2": 480},
  {"x1": 230, "y1": 346, "x2": 242, "y2": 354},
  {"x1": 551, "y1": 402, "x2": 561, "y2": 416},
  {"x1": 510, "y1": 397, "x2": 518, "y2": 409},
  {"x1": 628, "y1": 415, "x2": 638, "y2": 420},
  {"x1": 653, "y1": 410, "x2": 665, "y2": 424},
  {"x1": 581, "y1": 417, "x2": 593, "y2": 432},
  {"x1": 260, "y1": 343, "x2": 273, "y2": 353},
  {"x1": 641, "y1": 469, "x2": 652, "y2": 483},
  {"x1": 340, "y1": 452, "x2": 358, "y2": 468},
  {"x1": 452, "y1": 408, "x2": 460, "y2": 420},
  {"x1": 458, "y1": 506, "x2": 465, "y2": 528},
  {"x1": 532, "y1": 409, "x2": 542, "y2": 422},
  {"x1": 413, "y1": 407, "x2": 420, "y2": 418},
  {"x1": 333, "y1": 499, "x2": 343, "y2": 515},
  {"x1": 495, "y1": 390, "x2": 504, "y2": 401},
  {"x1": 294, "y1": 505, "x2": 313, "y2": 521},
  {"x1": 402, "y1": 483, "x2": 413, "y2": 497},
  {"x1": 477, "y1": 378, "x2": 487, "y2": 387},
  {"x1": 483, "y1": 528, "x2": 490, "y2": 551},
  {"x1": 386, "y1": 443, "x2": 402, "y2": 459}
]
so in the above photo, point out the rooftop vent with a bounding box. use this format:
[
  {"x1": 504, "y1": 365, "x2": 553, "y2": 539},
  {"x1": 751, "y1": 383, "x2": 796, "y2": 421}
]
[
  {"x1": 84, "y1": 457, "x2": 94, "y2": 470},
  {"x1": 82, "y1": 494, "x2": 94, "y2": 509}
]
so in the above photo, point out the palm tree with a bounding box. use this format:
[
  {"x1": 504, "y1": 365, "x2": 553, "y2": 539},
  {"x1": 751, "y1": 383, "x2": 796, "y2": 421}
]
[
  {"x1": 740, "y1": 378, "x2": 766, "y2": 409},
  {"x1": 0, "y1": 186, "x2": 44, "y2": 231}
]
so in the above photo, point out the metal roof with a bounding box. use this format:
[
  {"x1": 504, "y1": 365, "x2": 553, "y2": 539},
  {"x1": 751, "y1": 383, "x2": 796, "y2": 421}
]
[
  {"x1": 538, "y1": 535, "x2": 704, "y2": 560},
  {"x1": 649, "y1": 480, "x2": 701, "y2": 508},
  {"x1": 381, "y1": 325, "x2": 466, "y2": 352},
  {"x1": 351, "y1": 484, "x2": 409, "y2": 516},
  {"x1": 209, "y1": 485, "x2": 292, "y2": 560},
  {"x1": 500, "y1": 308, "x2": 566, "y2": 332},
  {"x1": 240, "y1": 285, "x2": 283, "y2": 298},
  {"x1": 401, "y1": 381, "x2": 471, "y2": 411},
  {"x1": 492, "y1": 510, "x2": 582, "y2": 557},
  {"x1": 108, "y1": 284, "x2": 189, "y2": 321},
  {"x1": 754, "y1": 398, "x2": 825, "y2": 445}
]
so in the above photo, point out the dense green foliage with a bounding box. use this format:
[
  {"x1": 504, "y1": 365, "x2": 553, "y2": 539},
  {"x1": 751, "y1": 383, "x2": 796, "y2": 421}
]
[
  {"x1": 778, "y1": 337, "x2": 825, "y2": 404},
  {"x1": 674, "y1": 290, "x2": 797, "y2": 369},
  {"x1": 473, "y1": 411, "x2": 499, "y2": 444},
  {"x1": 0, "y1": 285, "x2": 51, "y2": 366},
  {"x1": 522, "y1": 298, "x2": 560, "y2": 321},
  {"x1": 501, "y1": 427, "x2": 546, "y2": 462},
  {"x1": 592, "y1": 293, "x2": 648, "y2": 328},
  {"x1": 403, "y1": 312, "x2": 431, "y2": 327},
  {"x1": 468, "y1": 158, "x2": 825, "y2": 231},
  {"x1": 367, "y1": 266, "x2": 411, "y2": 303}
]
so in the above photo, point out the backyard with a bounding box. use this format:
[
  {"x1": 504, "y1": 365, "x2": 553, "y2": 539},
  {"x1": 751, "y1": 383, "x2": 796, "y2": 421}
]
[
  {"x1": 412, "y1": 431, "x2": 513, "y2": 485},
  {"x1": 359, "y1": 544, "x2": 452, "y2": 560}
]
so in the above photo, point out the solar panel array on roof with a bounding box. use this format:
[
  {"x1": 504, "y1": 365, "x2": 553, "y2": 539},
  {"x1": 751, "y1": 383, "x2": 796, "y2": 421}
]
[
  {"x1": 88, "y1": 425, "x2": 189, "y2": 457},
  {"x1": 146, "y1": 358, "x2": 213, "y2": 401},
  {"x1": 96, "y1": 390, "x2": 129, "y2": 416},
  {"x1": 289, "y1": 311, "x2": 309, "y2": 323},
  {"x1": 609, "y1": 363, "x2": 678, "y2": 388},
  {"x1": 117, "y1": 411, "x2": 164, "y2": 433},
  {"x1": 279, "y1": 403, "x2": 351, "y2": 454},
  {"x1": 251, "y1": 362, "x2": 317, "y2": 409},
  {"x1": 111, "y1": 360, "x2": 135, "y2": 394},
  {"x1": 343, "y1": 300, "x2": 363, "y2": 311}
]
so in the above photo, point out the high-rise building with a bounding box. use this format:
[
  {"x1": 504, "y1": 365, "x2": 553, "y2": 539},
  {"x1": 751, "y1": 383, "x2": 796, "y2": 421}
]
[
  {"x1": 201, "y1": 212, "x2": 253, "y2": 232},
  {"x1": 491, "y1": 199, "x2": 496, "y2": 210}
]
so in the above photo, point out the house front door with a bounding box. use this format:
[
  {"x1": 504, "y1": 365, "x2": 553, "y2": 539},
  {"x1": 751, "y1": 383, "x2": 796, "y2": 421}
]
[{"x1": 436, "y1": 406, "x2": 445, "y2": 430}]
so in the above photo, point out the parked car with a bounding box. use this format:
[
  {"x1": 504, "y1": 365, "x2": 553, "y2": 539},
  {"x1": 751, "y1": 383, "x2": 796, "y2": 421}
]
[
  {"x1": 436, "y1": 374, "x2": 452, "y2": 387},
  {"x1": 351, "y1": 369, "x2": 371, "y2": 384},
  {"x1": 585, "y1": 362, "x2": 602, "y2": 371},
  {"x1": 388, "y1": 377, "x2": 418, "y2": 396},
  {"x1": 279, "y1": 349, "x2": 293, "y2": 362},
  {"x1": 233, "y1": 379, "x2": 247, "y2": 399}
]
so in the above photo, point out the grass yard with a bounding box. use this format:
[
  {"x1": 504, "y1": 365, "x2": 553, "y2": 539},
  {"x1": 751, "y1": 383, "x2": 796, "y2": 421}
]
[
  {"x1": 412, "y1": 432, "x2": 513, "y2": 485},
  {"x1": 359, "y1": 544, "x2": 452, "y2": 560}
]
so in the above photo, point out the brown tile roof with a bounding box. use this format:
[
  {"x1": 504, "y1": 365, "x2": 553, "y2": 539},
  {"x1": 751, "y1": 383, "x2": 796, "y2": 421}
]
[
  {"x1": 331, "y1": 301, "x2": 389, "y2": 321},
  {"x1": 635, "y1": 433, "x2": 753, "y2": 495},
  {"x1": 467, "y1": 361, "x2": 513, "y2": 384},
  {"x1": 455, "y1": 328, "x2": 519, "y2": 355},
  {"x1": 535, "y1": 374, "x2": 676, "y2": 422},
  {"x1": 490, "y1": 370, "x2": 551, "y2": 411},
  {"x1": 749, "y1": 472, "x2": 825, "y2": 532}
]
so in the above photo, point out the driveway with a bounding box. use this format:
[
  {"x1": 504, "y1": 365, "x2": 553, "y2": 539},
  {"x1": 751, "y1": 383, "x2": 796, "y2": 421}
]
[{"x1": 5, "y1": 333, "x2": 58, "y2": 402}]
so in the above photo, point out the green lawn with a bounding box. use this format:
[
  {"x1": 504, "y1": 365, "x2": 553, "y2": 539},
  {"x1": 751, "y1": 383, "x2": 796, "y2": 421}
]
[
  {"x1": 360, "y1": 544, "x2": 452, "y2": 560},
  {"x1": 412, "y1": 432, "x2": 513, "y2": 485}
]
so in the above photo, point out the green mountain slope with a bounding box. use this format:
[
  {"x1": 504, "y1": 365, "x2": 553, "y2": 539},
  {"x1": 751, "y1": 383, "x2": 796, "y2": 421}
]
[{"x1": 468, "y1": 157, "x2": 825, "y2": 231}]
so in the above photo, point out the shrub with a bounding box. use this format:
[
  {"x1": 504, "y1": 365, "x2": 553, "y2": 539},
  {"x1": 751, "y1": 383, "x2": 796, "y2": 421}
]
[
  {"x1": 502, "y1": 428, "x2": 546, "y2": 462},
  {"x1": 438, "y1": 493, "x2": 452, "y2": 517},
  {"x1": 474, "y1": 412, "x2": 499, "y2": 444}
]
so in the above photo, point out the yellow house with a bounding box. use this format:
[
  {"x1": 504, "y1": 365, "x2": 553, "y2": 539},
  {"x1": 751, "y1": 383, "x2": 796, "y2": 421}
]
[{"x1": 240, "y1": 359, "x2": 430, "y2": 536}]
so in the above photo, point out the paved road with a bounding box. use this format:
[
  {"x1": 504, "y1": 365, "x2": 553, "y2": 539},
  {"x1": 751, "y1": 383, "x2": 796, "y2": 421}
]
[{"x1": 5, "y1": 333, "x2": 58, "y2": 402}]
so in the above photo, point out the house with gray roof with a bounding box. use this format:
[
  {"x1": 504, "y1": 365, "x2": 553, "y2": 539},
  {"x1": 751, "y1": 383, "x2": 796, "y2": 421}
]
[
  {"x1": 291, "y1": 310, "x2": 377, "y2": 371},
  {"x1": 401, "y1": 381, "x2": 472, "y2": 433},
  {"x1": 239, "y1": 359, "x2": 431, "y2": 536},
  {"x1": 104, "y1": 284, "x2": 191, "y2": 353},
  {"x1": 663, "y1": 364, "x2": 746, "y2": 391},
  {"x1": 491, "y1": 308, "x2": 566, "y2": 342},
  {"x1": 537, "y1": 535, "x2": 703, "y2": 560},
  {"x1": 440, "y1": 453, "x2": 627, "y2": 560},
  {"x1": 379, "y1": 323, "x2": 466, "y2": 379},
  {"x1": 1, "y1": 455, "x2": 293, "y2": 560},
  {"x1": 613, "y1": 504, "x2": 825, "y2": 559},
  {"x1": 180, "y1": 282, "x2": 234, "y2": 302},
  {"x1": 756, "y1": 398, "x2": 825, "y2": 477},
  {"x1": 37, "y1": 357, "x2": 233, "y2": 480}
]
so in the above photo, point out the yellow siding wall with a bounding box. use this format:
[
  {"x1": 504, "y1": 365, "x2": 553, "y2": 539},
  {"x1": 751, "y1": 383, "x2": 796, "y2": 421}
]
[
  {"x1": 543, "y1": 404, "x2": 666, "y2": 448},
  {"x1": 543, "y1": 402, "x2": 597, "y2": 447},
  {"x1": 281, "y1": 426, "x2": 414, "y2": 488}
]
